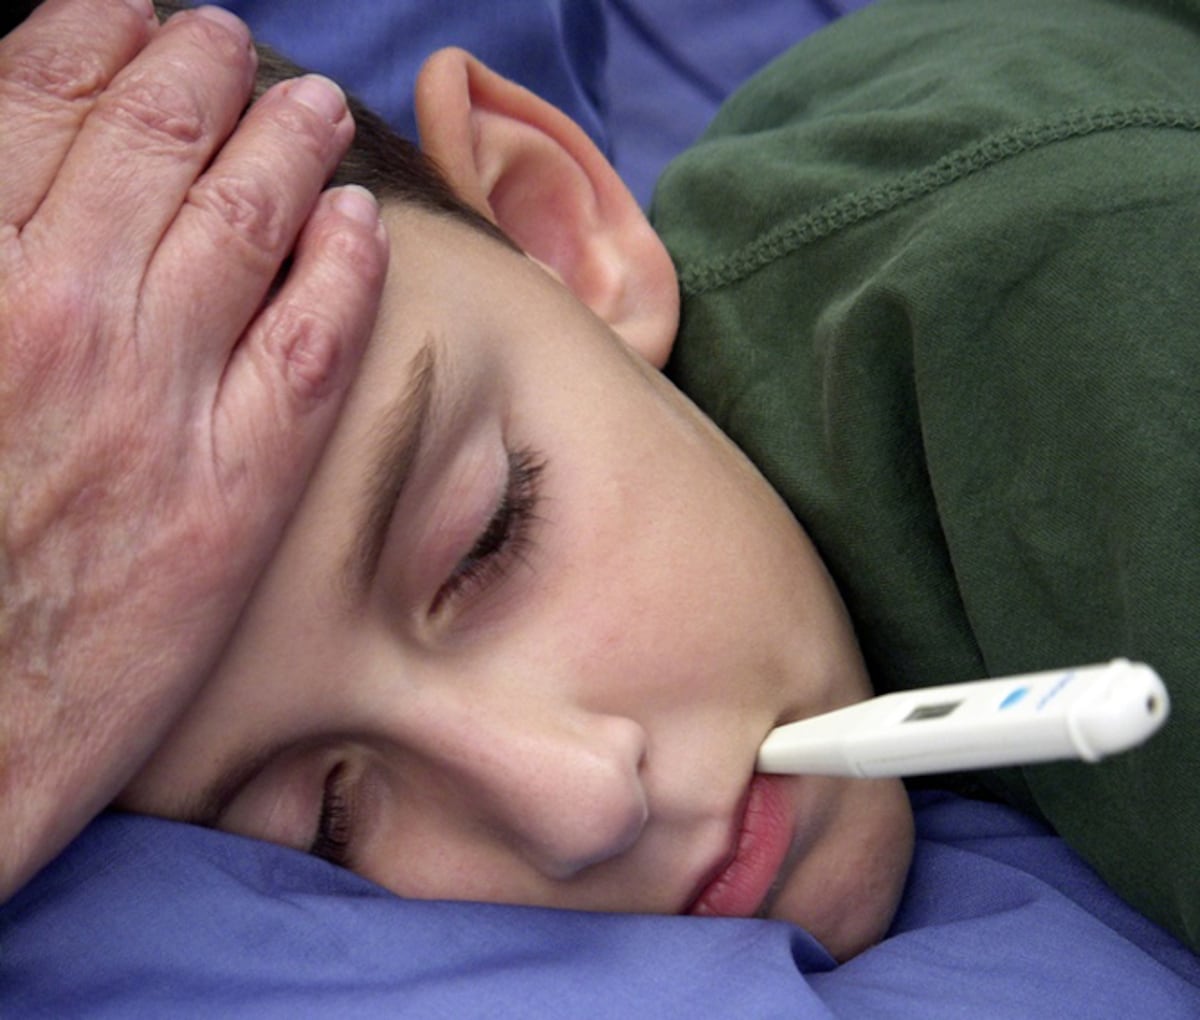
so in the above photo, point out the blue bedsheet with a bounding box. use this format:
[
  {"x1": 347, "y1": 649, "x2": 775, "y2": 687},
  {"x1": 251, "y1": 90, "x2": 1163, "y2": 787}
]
[
  {"x1": 4, "y1": 793, "x2": 1197, "y2": 1017},
  {"x1": 215, "y1": 0, "x2": 874, "y2": 205}
]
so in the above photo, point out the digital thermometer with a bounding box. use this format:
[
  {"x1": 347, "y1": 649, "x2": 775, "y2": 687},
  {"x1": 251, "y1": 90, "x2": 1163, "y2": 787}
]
[{"x1": 757, "y1": 659, "x2": 1168, "y2": 778}]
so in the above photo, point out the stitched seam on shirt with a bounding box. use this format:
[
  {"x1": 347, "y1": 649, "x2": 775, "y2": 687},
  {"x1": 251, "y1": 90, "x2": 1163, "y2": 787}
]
[{"x1": 678, "y1": 106, "x2": 1200, "y2": 295}]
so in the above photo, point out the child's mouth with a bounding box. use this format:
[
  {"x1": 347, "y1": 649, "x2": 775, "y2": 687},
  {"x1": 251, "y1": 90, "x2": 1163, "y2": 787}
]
[{"x1": 685, "y1": 774, "x2": 795, "y2": 918}]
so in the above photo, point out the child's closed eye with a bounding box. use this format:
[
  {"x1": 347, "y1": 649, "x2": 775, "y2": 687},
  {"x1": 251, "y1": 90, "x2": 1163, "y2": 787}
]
[
  {"x1": 429, "y1": 447, "x2": 545, "y2": 616},
  {"x1": 311, "y1": 760, "x2": 355, "y2": 868}
]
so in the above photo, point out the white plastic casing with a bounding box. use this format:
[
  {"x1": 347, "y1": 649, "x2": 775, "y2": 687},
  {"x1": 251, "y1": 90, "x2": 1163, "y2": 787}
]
[{"x1": 756, "y1": 659, "x2": 1169, "y2": 778}]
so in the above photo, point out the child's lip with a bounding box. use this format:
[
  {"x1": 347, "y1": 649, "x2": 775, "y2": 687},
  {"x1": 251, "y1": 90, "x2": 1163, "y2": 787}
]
[{"x1": 684, "y1": 774, "x2": 796, "y2": 918}]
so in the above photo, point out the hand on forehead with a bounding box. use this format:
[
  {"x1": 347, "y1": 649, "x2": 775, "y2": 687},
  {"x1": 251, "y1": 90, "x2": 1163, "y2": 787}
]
[{"x1": 0, "y1": 0, "x2": 386, "y2": 900}]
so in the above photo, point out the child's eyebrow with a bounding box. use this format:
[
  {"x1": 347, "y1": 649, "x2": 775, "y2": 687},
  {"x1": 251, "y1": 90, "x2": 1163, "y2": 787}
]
[{"x1": 342, "y1": 338, "x2": 438, "y2": 602}]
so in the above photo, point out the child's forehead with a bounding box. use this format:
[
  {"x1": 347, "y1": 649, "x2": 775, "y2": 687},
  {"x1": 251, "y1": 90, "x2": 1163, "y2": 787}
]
[
  {"x1": 369, "y1": 205, "x2": 523, "y2": 326},
  {"x1": 378, "y1": 197, "x2": 521, "y2": 260}
]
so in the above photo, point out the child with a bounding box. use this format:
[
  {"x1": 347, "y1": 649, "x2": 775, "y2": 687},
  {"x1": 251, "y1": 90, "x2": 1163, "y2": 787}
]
[
  {"x1": 124, "y1": 0, "x2": 1200, "y2": 958},
  {"x1": 117, "y1": 4, "x2": 915, "y2": 964}
]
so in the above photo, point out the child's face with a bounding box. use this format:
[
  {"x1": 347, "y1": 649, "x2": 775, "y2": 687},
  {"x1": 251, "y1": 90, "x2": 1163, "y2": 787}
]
[{"x1": 122, "y1": 206, "x2": 913, "y2": 961}]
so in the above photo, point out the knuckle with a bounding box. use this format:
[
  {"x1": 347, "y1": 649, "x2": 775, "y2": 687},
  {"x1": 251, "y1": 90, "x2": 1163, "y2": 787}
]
[
  {"x1": 2, "y1": 39, "x2": 109, "y2": 105},
  {"x1": 189, "y1": 172, "x2": 288, "y2": 262},
  {"x1": 263, "y1": 305, "x2": 344, "y2": 405},
  {"x1": 96, "y1": 67, "x2": 207, "y2": 148},
  {"x1": 323, "y1": 215, "x2": 388, "y2": 284}
]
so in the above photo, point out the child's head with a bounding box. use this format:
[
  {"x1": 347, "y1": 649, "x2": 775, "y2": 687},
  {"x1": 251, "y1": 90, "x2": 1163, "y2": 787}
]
[{"x1": 120, "y1": 18, "x2": 914, "y2": 961}]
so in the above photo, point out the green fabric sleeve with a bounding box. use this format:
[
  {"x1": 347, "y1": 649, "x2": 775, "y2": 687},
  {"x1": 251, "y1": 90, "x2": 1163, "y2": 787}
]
[{"x1": 651, "y1": 0, "x2": 1200, "y2": 950}]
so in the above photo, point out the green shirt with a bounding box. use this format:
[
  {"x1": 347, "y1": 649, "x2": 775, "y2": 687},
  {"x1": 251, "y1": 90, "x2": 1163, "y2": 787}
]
[{"x1": 652, "y1": 0, "x2": 1200, "y2": 951}]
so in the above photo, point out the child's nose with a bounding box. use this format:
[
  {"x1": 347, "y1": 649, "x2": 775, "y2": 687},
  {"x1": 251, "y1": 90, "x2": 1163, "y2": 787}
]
[{"x1": 447, "y1": 710, "x2": 650, "y2": 879}]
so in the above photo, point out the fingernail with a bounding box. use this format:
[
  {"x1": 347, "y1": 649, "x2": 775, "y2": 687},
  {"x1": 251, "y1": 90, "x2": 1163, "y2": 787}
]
[
  {"x1": 290, "y1": 74, "x2": 347, "y2": 124},
  {"x1": 332, "y1": 185, "x2": 381, "y2": 227},
  {"x1": 191, "y1": 5, "x2": 251, "y2": 45},
  {"x1": 124, "y1": 0, "x2": 154, "y2": 20}
]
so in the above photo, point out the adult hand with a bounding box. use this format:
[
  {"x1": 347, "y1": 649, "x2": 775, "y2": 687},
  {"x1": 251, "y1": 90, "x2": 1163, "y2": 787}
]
[{"x1": 0, "y1": 0, "x2": 388, "y2": 899}]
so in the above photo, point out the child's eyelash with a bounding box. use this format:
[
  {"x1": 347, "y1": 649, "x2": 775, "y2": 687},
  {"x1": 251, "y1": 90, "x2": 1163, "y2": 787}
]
[
  {"x1": 430, "y1": 447, "x2": 545, "y2": 615},
  {"x1": 311, "y1": 761, "x2": 353, "y2": 868}
]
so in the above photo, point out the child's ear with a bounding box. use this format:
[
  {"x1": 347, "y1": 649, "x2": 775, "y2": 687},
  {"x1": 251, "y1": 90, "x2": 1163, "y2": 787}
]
[{"x1": 415, "y1": 47, "x2": 678, "y2": 367}]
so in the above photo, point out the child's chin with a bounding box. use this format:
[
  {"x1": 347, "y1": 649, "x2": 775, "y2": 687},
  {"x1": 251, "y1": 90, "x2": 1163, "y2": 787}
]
[{"x1": 767, "y1": 777, "x2": 914, "y2": 962}]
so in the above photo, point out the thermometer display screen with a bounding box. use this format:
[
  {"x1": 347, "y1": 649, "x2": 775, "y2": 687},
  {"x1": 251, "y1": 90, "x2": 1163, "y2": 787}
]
[{"x1": 904, "y1": 701, "x2": 962, "y2": 722}]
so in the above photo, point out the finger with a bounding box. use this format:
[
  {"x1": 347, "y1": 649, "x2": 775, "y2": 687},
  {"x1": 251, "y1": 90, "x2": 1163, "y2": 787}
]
[
  {"x1": 142, "y1": 72, "x2": 355, "y2": 369},
  {"x1": 28, "y1": 5, "x2": 257, "y2": 277},
  {"x1": 211, "y1": 185, "x2": 389, "y2": 523},
  {"x1": 0, "y1": 0, "x2": 157, "y2": 226}
]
